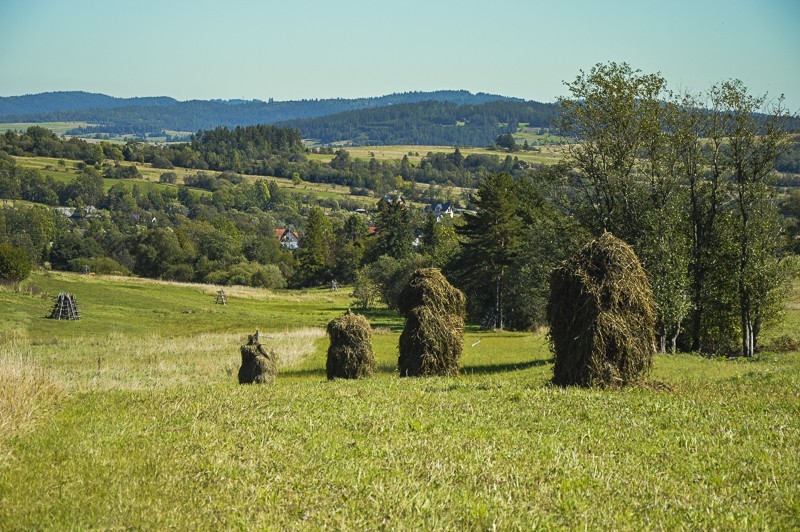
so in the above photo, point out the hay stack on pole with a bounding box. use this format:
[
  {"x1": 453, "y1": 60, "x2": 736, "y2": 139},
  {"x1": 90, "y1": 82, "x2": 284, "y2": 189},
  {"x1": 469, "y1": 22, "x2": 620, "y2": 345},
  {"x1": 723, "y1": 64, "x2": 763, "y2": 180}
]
[
  {"x1": 398, "y1": 268, "x2": 466, "y2": 377},
  {"x1": 547, "y1": 231, "x2": 655, "y2": 388},
  {"x1": 238, "y1": 330, "x2": 278, "y2": 384},
  {"x1": 326, "y1": 310, "x2": 376, "y2": 380}
]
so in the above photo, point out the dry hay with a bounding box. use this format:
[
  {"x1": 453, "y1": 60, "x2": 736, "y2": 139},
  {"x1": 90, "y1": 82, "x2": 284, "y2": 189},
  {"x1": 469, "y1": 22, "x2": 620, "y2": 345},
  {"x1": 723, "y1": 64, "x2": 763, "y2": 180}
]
[
  {"x1": 326, "y1": 310, "x2": 376, "y2": 380},
  {"x1": 238, "y1": 332, "x2": 278, "y2": 384},
  {"x1": 547, "y1": 231, "x2": 655, "y2": 388},
  {"x1": 398, "y1": 268, "x2": 466, "y2": 377}
]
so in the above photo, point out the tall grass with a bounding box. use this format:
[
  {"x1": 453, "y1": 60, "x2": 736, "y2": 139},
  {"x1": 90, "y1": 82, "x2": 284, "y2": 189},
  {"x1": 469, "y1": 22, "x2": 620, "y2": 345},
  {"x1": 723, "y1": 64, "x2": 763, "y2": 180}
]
[{"x1": 0, "y1": 337, "x2": 61, "y2": 452}]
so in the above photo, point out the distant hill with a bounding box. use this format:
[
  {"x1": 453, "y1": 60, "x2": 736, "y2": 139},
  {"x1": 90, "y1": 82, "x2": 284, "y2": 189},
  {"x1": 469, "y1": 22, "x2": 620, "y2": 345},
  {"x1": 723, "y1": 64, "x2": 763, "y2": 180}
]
[
  {"x1": 279, "y1": 99, "x2": 560, "y2": 146},
  {"x1": 0, "y1": 91, "x2": 177, "y2": 116},
  {"x1": 0, "y1": 90, "x2": 519, "y2": 135}
]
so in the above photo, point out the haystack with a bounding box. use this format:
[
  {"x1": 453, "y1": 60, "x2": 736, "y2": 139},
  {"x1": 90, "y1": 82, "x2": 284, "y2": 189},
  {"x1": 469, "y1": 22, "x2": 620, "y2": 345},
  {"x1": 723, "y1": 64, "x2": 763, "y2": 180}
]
[
  {"x1": 398, "y1": 268, "x2": 465, "y2": 377},
  {"x1": 326, "y1": 310, "x2": 376, "y2": 380},
  {"x1": 547, "y1": 231, "x2": 655, "y2": 387},
  {"x1": 238, "y1": 331, "x2": 278, "y2": 384}
]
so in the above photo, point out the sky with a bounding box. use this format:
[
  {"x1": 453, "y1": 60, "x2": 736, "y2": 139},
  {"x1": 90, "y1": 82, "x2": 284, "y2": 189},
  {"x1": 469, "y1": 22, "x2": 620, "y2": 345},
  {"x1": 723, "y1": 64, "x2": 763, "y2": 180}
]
[{"x1": 1, "y1": 0, "x2": 798, "y2": 110}]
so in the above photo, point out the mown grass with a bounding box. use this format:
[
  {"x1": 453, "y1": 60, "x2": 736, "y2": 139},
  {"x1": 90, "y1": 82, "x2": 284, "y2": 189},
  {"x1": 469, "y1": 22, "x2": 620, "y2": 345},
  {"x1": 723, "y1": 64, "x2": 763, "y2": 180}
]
[{"x1": 0, "y1": 272, "x2": 798, "y2": 528}]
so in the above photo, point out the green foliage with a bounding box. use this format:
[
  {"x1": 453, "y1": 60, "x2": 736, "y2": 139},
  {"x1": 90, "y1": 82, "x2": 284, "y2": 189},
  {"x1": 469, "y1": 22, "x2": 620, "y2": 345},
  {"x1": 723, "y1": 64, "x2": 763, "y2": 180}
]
[
  {"x1": 454, "y1": 173, "x2": 523, "y2": 329},
  {"x1": 295, "y1": 206, "x2": 333, "y2": 286},
  {"x1": 0, "y1": 242, "x2": 31, "y2": 283},
  {"x1": 558, "y1": 62, "x2": 793, "y2": 355},
  {"x1": 356, "y1": 254, "x2": 430, "y2": 311},
  {"x1": 373, "y1": 193, "x2": 413, "y2": 259}
]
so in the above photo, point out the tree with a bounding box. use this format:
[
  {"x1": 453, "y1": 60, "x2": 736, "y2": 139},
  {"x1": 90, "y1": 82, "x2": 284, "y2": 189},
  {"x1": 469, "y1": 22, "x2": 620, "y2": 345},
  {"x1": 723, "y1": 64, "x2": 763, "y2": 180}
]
[
  {"x1": 708, "y1": 80, "x2": 792, "y2": 356},
  {"x1": 557, "y1": 62, "x2": 668, "y2": 244},
  {"x1": 495, "y1": 133, "x2": 517, "y2": 152},
  {"x1": 0, "y1": 243, "x2": 32, "y2": 283},
  {"x1": 296, "y1": 206, "x2": 333, "y2": 286},
  {"x1": 455, "y1": 173, "x2": 522, "y2": 330},
  {"x1": 374, "y1": 193, "x2": 413, "y2": 259}
]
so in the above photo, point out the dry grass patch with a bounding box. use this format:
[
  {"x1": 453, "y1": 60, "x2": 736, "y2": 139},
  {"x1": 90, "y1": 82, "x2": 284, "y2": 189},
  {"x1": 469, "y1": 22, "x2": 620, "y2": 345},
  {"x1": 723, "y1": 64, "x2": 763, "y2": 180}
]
[{"x1": 0, "y1": 340, "x2": 62, "y2": 454}]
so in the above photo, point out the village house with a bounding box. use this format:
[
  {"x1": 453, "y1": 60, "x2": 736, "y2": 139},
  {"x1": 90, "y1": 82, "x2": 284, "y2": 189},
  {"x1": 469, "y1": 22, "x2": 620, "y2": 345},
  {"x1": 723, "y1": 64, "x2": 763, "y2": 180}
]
[{"x1": 274, "y1": 228, "x2": 300, "y2": 249}]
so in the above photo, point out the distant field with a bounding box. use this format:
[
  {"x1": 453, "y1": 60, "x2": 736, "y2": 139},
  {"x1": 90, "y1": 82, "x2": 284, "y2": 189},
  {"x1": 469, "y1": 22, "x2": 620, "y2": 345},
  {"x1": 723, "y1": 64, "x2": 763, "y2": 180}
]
[
  {"x1": 0, "y1": 122, "x2": 93, "y2": 135},
  {"x1": 11, "y1": 155, "x2": 378, "y2": 209},
  {"x1": 310, "y1": 145, "x2": 564, "y2": 165},
  {"x1": 0, "y1": 271, "x2": 798, "y2": 528}
]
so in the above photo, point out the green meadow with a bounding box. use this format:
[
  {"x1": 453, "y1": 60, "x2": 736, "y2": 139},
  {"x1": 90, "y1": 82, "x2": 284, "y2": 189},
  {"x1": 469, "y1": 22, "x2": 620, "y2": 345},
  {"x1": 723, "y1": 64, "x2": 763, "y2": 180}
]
[
  {"x1": 12, "y1": 155, "x2": 375, "y2": 208},
  {"x1": 0, "y1": 122, "x2": 92, "y2": 136},
  {"x1": 1, "y1": 271, "x2": 798, "y2": 529}
]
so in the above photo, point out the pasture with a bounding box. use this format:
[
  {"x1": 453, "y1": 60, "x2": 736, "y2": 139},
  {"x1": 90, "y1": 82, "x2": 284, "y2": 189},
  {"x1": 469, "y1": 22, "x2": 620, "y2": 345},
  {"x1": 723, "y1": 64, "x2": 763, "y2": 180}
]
[
  {"x1": 308, "y1": 144, "x2": 564, "y2": 166},
  {"x1": 0, "y1": 122, "x2": 92, "y2": 136},
  {"x1": 12, "y1": 155, "x2": 375, "y2": 208},
  {"x1": 0, "y1": 271, "x2": 798, "y2": 528}
]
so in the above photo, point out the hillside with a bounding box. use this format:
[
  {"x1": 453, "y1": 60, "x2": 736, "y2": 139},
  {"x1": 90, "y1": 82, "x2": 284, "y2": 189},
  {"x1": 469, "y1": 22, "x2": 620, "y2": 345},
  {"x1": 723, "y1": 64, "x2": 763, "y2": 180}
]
[
  {"x1": 0, "y1": 90, "x2": 518, "y2": 136},
  {"x1": 1, "y1": 272, "x2": 798, "y2": 528},
  {"x1": 280, "y1": 99, "x2": 560, "y2": 146},
  {"x1": 0, "y1": 91, "x2": 177, "y2": 116}
]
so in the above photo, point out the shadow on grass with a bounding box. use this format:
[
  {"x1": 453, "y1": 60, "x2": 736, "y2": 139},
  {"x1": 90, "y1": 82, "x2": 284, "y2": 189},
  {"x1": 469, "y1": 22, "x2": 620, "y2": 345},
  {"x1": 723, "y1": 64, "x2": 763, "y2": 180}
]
[
  {"x1": 461, "y1": 358, "x2": 551, "y2": 375},
  {"x1": 281, "y1": 363, "x2": 398, "y2": 378},
  {"x1": 357, "y1": 308, "x2": 404, "y2": 331}
]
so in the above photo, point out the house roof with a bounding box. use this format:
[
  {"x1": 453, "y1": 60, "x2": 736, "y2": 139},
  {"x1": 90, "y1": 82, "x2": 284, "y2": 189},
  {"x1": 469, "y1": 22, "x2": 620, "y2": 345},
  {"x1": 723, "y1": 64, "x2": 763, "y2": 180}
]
[{"x1": 274, "y1": 228, "x2": 299, "y2": 241}]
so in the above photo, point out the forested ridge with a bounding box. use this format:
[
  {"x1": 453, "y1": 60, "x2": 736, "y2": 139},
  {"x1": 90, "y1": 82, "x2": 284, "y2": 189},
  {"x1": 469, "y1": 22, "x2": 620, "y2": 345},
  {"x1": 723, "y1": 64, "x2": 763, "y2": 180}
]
[
  {"x1": 278, "y1": 99, "x2": 560, "y2": 146},
  {"x1": 0, "y1": 90, "x2": 518, "y2": 138}
]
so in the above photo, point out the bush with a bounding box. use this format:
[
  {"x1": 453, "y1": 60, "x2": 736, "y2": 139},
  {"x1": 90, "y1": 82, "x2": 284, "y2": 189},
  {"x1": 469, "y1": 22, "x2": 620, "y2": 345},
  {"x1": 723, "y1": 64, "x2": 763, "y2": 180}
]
[
  {"x1": 547, "y1": 232, "x2": 655, "y2": 387},
  {"x1": 0, "y1": 243, "x2": 32, "y2": 283},
  {"x1": 67, "y1": 257, "x2": 131, "y2": 275},
  {"x1": 159, "y1": 172, "x2": 178, "y2": 184}
]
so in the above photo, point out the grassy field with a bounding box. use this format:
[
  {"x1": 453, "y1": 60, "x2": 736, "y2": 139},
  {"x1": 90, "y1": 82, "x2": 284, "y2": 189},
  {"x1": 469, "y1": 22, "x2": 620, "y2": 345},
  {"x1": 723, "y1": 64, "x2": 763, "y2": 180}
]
[
  {"x1": 0, "y1": 122, "x2": 93, "y2": 135},
  {"x1": 0, "y1": 271, "x2": 798, "y2": 529},
  {"x1": 12, "y1": 155, "x2": 376, "y2": 209},
  {"x1": 309, "y1": 145, "x2": 564, "y2": 166}
]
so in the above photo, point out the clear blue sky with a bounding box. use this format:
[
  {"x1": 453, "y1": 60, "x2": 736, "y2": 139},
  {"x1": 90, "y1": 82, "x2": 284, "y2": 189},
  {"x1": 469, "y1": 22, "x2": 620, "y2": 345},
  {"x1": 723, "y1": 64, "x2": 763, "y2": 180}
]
[{"x1": 1, "y1": 0, "x2": 798, "y2": 110}]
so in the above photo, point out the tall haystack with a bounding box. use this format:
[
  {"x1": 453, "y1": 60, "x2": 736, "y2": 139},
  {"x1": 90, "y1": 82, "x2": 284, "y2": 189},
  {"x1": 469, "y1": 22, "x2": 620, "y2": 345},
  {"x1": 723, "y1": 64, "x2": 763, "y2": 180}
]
[
  {"x1": 326, "y1": 310, "x2": 376, "y2": 380},
  {"x1": 238, "y1": 330, "x2": 278, "y2": 384},
  {"x1": 547, "y1": 231, "x2": 655, "y2": 387},
  {"x1": 398, "y1": 268, "x2": 466, "y2": 377}
]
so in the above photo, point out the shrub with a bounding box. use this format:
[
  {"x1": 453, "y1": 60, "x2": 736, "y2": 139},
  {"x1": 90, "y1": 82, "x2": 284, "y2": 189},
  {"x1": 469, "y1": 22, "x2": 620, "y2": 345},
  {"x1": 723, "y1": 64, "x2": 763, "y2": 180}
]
[
  {"x1": 0, "y1": 243, "x2": 32, "y2": 283},
  {"x1": 67, "y1": 257, "x2": 131, "y2": 275},
  {"x1": 159, "y1": 172, "x2": 178, "y2": 184},
  {"x1": 547, "y1": 232, "x2": 655, "y2": 387}
]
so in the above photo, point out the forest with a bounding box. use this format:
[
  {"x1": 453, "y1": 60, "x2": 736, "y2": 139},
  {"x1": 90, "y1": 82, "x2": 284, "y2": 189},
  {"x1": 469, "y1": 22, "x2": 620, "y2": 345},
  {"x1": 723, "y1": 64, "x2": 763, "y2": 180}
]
[{"x1": 277, "y1": 99, "x2": 560, "y2": 146}]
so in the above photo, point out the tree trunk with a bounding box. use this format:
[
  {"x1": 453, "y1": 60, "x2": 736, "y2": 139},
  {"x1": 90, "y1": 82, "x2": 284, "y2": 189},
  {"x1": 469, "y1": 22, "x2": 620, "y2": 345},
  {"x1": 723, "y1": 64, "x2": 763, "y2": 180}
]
[{"x1": 670, "y1": 320, "x2": 682, "y2": 354}]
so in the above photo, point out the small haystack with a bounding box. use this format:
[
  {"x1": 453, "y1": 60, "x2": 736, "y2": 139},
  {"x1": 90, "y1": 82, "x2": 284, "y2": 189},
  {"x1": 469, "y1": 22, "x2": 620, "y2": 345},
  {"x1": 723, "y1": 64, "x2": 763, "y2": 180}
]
[
  {"x1": 49, "y1": 293, "x2": 80, "y2": 320},
  {"x1": 398, "y1": 268, "x2": 466, "y2": 377},
  {"x1": 547, "y1": 231, "x2": 655, "y2": 388},
  {"x1": 238, "y1": 330, "x2": 278, "y2": 384},
  {"x1": 326, "y1": 310, "x2": 375, "y2": 380}
]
